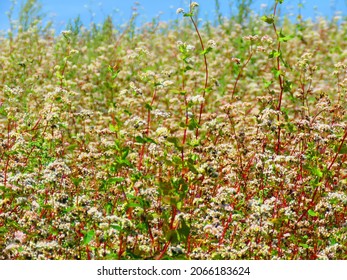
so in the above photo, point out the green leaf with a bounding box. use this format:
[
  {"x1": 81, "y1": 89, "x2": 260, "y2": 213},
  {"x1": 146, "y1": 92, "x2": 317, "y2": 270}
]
[
  {"x1": 178, "y1": 44, "x2": 186, "y2": 53},
  {"x1": 61, "y1": 206, "x2": 74, "y2": 214},
  {"x1": 71, "y1": 178, "x2": 82, "y2": 187},
  {"x1": 105, "y1": 253, "x2": 119, "y2": 259},
  {"x1": 166, "y1": 137, "x2": 183, "y2": 152},
  {"x1": 126, "y1": 203, "x2": 143, "y2": 209},
  {"x1": 283, "y1": 80, "x2": 293, "y2": 92},
  {"x1": 108, "y1": 177, "x2": 125, "y2": 184},
  {"x1": 170, "y1": 89, "x2": 186, "y2": 95},
  {"x1": 172, "y1": 155, "x2": 182, "y2": 165},
  {"x1": 333, "y1": 143, "x2": 347, "y2": 154},
  {"x1": 200, "y1": 47, "x2": 212, "y2": 56},
  {"x1": 279, "y1": 30, "x2": 294, "y2": 42},
  {"x1": 177, "y1": 218, "x2": 190, "y2": 243},
  {"x1": 184, "y1": 65, "x2": 193, "y2": 72},
  {"x1": 0, "y1": 226, "x2": 8, "y2": 234},
  {"x1": 271, "y1": 67, "x2": 282, "y2": 78},
  {"x1": 110, "y1": 224, "x2": 122, "y2": 232},
  {"x1": 83, "y1": 230, "x2": 95, "y2": 245},
  {"x1": 187, "y1": 162, "x2": 199, "y2": 174},
  {"x1": 280, "y1": 56, "x2": 291, "y2": 69},
  {"x1": 176, "y1": 201, "x2": 183, "y2": 210},
  {"x1": 112, "y1": 69, "x2": 121, "y2": 79},
  {"x1": 145, "y1": 103, "x2": 152, "y2": 111},
  {"x1": 105, "y1": 203, "x2": 113, "y2": 215},
  {"x1": 108, "y1": 65, "x2": 120, "y2": 80},
  {"x1": 261, "y1": 15, "x2": 274, "y2": 24},
  {"x1": 308, "y1": 209, "x2": 318, "y2": 217},
  {"x1": 109, "y1": 124, "x2": 118, "y2": 132},
  {"x1": 311, "y1": 167, "x2": 323, "y2": 178},
  {"x1": 188, "y1": 118, "x2": 199, "y2": 131},
  {"x1": 172, "y1": 177, "x2": 188, "y2": 195},
  {"x1": 0, "y1": 105, "x2": 7, "y2": 117},
  {"x1": 299, "y1": 243, "x2": 310, "y2": 249},
  {"x1": 286, "y1": 122, "x2": 295, "y2": 133},
  {"x1": 189, "y1": 153, "x2": 199, "y2": 161},
  {"x1": 121, "y1": 149, "x2": 129, "y2": 160},
  {"x1": 263, "y1": 79, "x2": 273, "y2": 89},
  {"x1": 329, "y1": 237, "x2": 338, "y2": 245},
  {"x1": 135, "y1": 136, "x2": 156, "y2": 144},
  {"x1": 41, "y1": 204, "x2": 53, "y2": 210},
  {"x1": 165, "y1": 229, "x2": 179, "y2": 243},
  {"x1": 269, "y1": 50, "x2": 281, "y2": 58}
]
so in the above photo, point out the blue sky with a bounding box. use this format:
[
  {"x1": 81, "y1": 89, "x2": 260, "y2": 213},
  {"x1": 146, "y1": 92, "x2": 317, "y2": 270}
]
[{"x1": 0, "y1": 0, "x2": 346, "y2": 32}]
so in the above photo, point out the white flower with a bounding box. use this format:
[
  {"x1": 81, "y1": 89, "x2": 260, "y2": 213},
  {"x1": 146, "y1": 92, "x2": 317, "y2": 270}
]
[
  {"x1": 190, "y1": 2, "x2": 199, "y2": 8},
  {"x1": 176, "y1": 40, "x2": 183, "y2": 47},
  {"x1": 231, "y1": 57, "x2": 241, "y2": 64},
  {"x1": 176, "y1": 8, "x2": 184, "y2": 14},
  {"x1": 4, "y1": 243, "x2": 19, "y2": 251},
  {"x1": 261, "y1": 35, "x2": 273, "y2": 44},
  {"x1": 87, "y1": 207, "x2": 102, "y2": 219},
  {"x1": 153, "y1": 109, "x2": 170, "y2": 118},
  {"x1": 155, "y1": 127, "x2": 169, "y2": 137},
  {"x1": 61, "y1": 30, "x2": 72, "y2": 36},
  {"x1": 70, "y1": 49, "x2": 79, "y2": 55},
  {"x1": 36, "y1": 241, "x2": 58, "y2": 248},
  {"x1": 99, "y1": 223, "x2": 109, "y2": 230},
  {"x1": 187, "y1": 95, "x2": 205, "y2": 105},
  {"x1": 186, "y1": 44, "x2": 195, "y2": 51},
  {"x1": 203, "y1": 224, "x2": 213, "y2": 233},
  {"x1": 207, "y1": 40, "x2": 216, "y2": 48},
  {"x1": 4, "y1": 85, "x2": 23, "y2": 96},
  {"x1": 162, "y1": 80, "x2": 174, "y2": 87},
  {"x1": 43, "y1": 159, "x2": 71, "y2": 183}
]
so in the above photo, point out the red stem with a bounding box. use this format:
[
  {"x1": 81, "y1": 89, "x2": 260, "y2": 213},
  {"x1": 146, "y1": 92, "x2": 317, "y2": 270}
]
[
  {"x1": 138, "y1": 88, "x2": 157, "y2": 170},
  {"x1": 189, "y1": 16, "x2": 208, "y2": 138},
  {"x1": 272, "y1": 2, "x2": 285, "y2": 154},
  {"x1": 328, "y1": 126, "x2": 347, "y2": 171},
  {"x1": 231, "y1": 50, "x2": 254, "y2": 99}
]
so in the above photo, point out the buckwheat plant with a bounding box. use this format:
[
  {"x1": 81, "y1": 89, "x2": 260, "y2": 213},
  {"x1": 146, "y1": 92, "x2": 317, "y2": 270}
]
[{"x1": 1, "y1": 0, "x2": 347, "y2": 260}]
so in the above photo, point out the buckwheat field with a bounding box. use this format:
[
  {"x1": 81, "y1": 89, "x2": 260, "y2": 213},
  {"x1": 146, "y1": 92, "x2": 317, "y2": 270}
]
[{"x1": 1, "y1": 0, "x2": 347, "y2": 260}]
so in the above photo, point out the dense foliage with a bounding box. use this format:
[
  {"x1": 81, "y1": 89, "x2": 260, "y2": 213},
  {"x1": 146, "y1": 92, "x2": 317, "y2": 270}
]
[{"x1": 1, "y1": 0, "x2": 347, "y2": 259}]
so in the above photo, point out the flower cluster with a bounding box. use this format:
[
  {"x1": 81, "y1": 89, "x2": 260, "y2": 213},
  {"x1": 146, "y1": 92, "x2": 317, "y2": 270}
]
[{"x1": 1, "y1": 1, "x2": 347, "y2": 261}]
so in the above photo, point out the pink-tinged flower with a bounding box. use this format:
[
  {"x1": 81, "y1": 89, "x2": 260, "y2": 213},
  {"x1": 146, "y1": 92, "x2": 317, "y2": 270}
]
[{"x1": 14, "y1": 231, "x2": 26, "y2": 243}]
